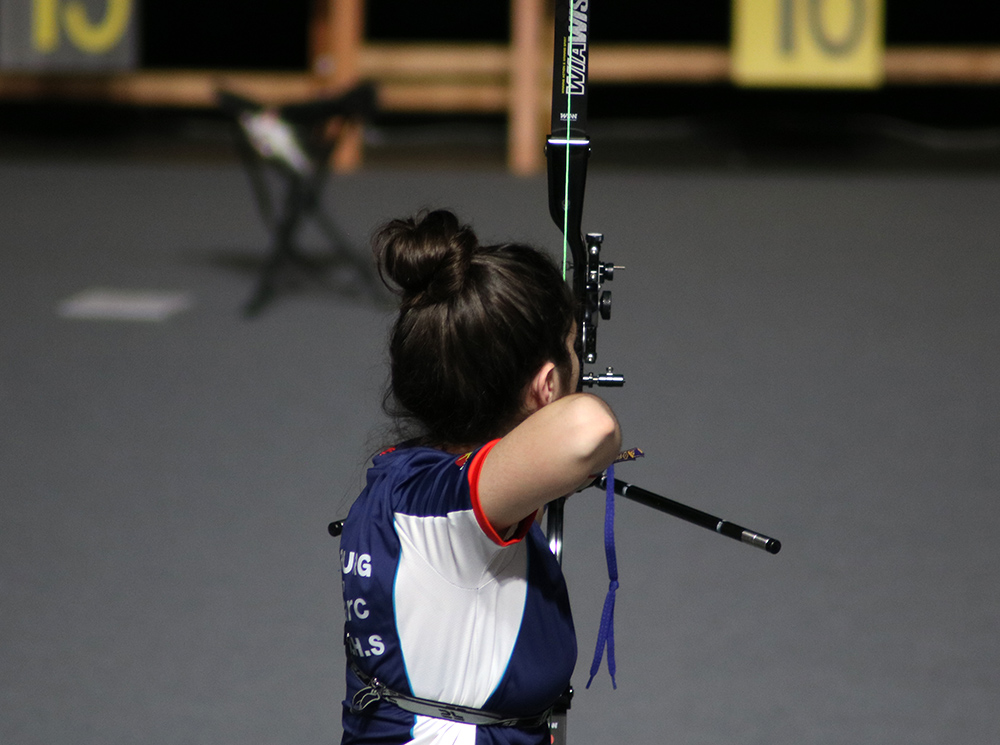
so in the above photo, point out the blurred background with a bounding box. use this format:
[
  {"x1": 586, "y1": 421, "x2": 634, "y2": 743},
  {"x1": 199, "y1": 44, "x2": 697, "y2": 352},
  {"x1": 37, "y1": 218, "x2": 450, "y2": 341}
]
[
  {"x1": 2, "y1": 0, "x2": 1000, "y2": 168},
  {"x1": 2, "y1": 2, "x2": 998, "y2": 745}
]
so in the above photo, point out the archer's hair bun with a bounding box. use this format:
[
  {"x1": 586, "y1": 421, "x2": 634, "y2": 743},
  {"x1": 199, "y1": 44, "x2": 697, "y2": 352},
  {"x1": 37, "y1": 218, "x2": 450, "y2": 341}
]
[{"x1": 373, "y1": 209, "x2": 479, "y2": 304}]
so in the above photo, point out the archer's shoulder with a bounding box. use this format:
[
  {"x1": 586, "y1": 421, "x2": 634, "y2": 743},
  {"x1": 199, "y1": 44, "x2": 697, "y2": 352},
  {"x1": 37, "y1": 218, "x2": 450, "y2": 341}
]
[{"x1": 367, "y1": 445, "x2": 475, "y2": 490}]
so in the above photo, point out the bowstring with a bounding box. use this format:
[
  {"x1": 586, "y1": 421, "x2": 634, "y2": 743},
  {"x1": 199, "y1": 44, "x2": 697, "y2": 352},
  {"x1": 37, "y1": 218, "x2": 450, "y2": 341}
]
[{"x1": 561, "y1": 0, "x2": 575, "y2": 281}]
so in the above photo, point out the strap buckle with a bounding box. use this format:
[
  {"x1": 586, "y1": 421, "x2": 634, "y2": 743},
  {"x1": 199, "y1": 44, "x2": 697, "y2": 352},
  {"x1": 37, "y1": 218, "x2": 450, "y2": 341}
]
[{"x1": 352, "y1": 675, "x2": 387, "y2": 712}]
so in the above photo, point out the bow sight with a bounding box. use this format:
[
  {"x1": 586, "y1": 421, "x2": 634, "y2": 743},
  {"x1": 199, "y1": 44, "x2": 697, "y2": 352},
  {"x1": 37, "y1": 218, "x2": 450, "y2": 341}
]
[
  {"x1": 545, "y1": 65, "x2": 622, "y2": 387},
  {"x1": 578, "y1": 232, "x2": 624, "y2": 385}
]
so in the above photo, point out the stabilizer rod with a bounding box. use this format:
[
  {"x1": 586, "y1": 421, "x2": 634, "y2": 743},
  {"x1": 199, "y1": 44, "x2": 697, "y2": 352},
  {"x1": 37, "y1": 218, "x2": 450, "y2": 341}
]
[{"x1": 600, "y1": 477, "x2": 782, "y2": 555}]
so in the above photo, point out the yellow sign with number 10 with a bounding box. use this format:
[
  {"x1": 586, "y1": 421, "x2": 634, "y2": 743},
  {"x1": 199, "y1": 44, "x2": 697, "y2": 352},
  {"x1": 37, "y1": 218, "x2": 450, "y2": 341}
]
[
  {"x1": 732, "y1": 0, "x2": 884, "y2": 87},
  {"x1": 33, "y1": 0, "x2": 133, "y2": 55}
]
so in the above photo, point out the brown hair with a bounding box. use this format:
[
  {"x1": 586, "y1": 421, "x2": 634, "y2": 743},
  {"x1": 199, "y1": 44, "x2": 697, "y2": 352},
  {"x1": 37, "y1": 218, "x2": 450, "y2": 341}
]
[{"x1": 374, "y1": 209, "x2": 575, "y2": 447}]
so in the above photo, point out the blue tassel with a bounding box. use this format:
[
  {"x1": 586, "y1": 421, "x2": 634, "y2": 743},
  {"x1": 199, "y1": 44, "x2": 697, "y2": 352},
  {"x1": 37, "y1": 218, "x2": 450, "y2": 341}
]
[{"x1": 586, "y1": 463, "x2": 618, "y2": 690}]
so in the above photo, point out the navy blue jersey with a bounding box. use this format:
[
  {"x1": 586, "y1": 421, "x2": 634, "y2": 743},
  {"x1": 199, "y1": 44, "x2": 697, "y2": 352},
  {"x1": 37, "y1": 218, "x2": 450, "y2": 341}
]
[{"x1": 340, "y1": 442, "x2": 577, "y2": 745}]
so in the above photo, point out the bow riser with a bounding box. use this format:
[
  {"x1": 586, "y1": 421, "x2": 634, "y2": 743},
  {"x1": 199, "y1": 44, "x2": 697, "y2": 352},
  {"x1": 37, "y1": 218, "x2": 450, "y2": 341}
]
[{"x1": 546, "y1": 0, "x2": 621, "y2": 389}]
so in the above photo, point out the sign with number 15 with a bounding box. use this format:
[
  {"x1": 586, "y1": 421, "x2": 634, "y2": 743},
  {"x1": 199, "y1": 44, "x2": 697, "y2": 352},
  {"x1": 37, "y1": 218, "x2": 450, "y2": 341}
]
[{"x1": 732, "y1": 0, "x2": 884, "y2": 88}]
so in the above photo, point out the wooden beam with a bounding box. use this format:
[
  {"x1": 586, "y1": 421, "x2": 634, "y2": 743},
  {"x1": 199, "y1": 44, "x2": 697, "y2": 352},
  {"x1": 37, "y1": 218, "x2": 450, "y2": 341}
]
[
  {"x1": 377, "y1": 82, "x2": 508, "y2": 112},
  {"x1": 590, "y1": 45, "x2": 731, "y2": 83},
  {"x1": 587, "y1": 45, "x2": 1000, "y2": 85},
  {"x1": 359, "y1": 43, "x2": 510, "y2": 79},
  {"x1": 4, "y1": 47, "x2": 1000, "y2": 107},
  {"x1": 0, "y1": 71, "x2": 324, "y2": 106},
  {"x1": 884, "y1": 46, "x2": 1000, "y2": 83}
]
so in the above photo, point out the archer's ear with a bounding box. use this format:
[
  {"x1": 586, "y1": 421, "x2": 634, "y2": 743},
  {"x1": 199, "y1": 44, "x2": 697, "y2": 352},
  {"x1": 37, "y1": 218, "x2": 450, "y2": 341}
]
[{"x1": 526, "y1": 362, "x2": 560, "y2": 411}]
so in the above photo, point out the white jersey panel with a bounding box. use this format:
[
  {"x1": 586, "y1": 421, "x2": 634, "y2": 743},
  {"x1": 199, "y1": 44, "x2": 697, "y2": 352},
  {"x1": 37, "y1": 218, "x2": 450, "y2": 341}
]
[
  {"x1": 408, "y1": 717, "x2": 477, "y2": 745},
  {"x1": 394, "y1": 509, "x2": 529, "y2": 708}
]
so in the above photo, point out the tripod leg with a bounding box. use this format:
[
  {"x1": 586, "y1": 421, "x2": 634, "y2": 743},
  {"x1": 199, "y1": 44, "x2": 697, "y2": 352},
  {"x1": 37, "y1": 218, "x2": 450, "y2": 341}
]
[
  {"x1": 245, "y1": 176, "x2": 307, "y2": 316},
  {"x1": 232, "y1": 127, "x2": 278, "y2": 232},
  {"x1": 298, "y1": 161, "x2": 387, "y2": 299}
]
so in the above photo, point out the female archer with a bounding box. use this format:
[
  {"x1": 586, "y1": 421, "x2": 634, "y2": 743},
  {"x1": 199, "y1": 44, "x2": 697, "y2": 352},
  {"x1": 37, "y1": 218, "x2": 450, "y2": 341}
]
[{"x1": 339, "y1": 209, "x2": 621, "y2": 745}]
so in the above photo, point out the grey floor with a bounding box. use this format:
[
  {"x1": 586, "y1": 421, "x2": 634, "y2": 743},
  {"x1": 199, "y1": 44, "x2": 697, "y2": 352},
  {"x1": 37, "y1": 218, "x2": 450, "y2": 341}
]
[{"x1": 2, "y1": 126, "x2": 999, "y2": 745}]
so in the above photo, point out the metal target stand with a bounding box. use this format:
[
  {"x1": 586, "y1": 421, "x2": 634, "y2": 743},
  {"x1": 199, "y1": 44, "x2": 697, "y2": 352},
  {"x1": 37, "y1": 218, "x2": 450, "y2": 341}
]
[{"x1": 216, "y1": 84, "x2": 377, "y2": 316}]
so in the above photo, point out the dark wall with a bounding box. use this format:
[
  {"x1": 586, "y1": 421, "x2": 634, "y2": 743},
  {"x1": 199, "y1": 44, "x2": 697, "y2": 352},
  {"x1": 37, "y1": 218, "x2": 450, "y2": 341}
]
[
  {"x1": 141, "y1": 1, "x2": 1000, "y2": 69},
  {"x1": 141, "y1": 0, "x2": 311, "y2": 69}
]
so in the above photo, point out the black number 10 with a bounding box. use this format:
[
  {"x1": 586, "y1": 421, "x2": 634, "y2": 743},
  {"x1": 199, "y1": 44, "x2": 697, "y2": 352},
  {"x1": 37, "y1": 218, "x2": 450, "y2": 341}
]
[{"x1": 780, "y1": 0, "x2": 866, "y2": 57}]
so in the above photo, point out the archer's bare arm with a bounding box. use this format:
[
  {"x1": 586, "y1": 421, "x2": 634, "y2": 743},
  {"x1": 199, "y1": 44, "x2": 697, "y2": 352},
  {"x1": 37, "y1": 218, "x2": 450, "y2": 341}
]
[{"x1": 477, "y1": 393, "x2": 621, "y2": 533}]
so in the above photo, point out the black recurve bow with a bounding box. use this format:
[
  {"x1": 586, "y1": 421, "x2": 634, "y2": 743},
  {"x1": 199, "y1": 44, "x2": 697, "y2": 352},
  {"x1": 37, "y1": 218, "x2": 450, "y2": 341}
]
[{"x1": 543, "y1": 0, "x2": 782, "y2": 561}]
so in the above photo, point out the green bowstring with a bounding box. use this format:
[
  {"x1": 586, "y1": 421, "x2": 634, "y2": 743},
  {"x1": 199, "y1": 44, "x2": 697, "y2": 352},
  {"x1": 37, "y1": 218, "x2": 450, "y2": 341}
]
[{"x1": 561, "y1": 0, "x2": 575, "y2": 281}]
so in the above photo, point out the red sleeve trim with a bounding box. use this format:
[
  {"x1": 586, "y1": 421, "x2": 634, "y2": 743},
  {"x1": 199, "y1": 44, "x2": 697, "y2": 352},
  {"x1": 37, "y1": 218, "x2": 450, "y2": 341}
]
[{"x1": 467, "y1": 439, "x2": 536, "y2": 547}]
